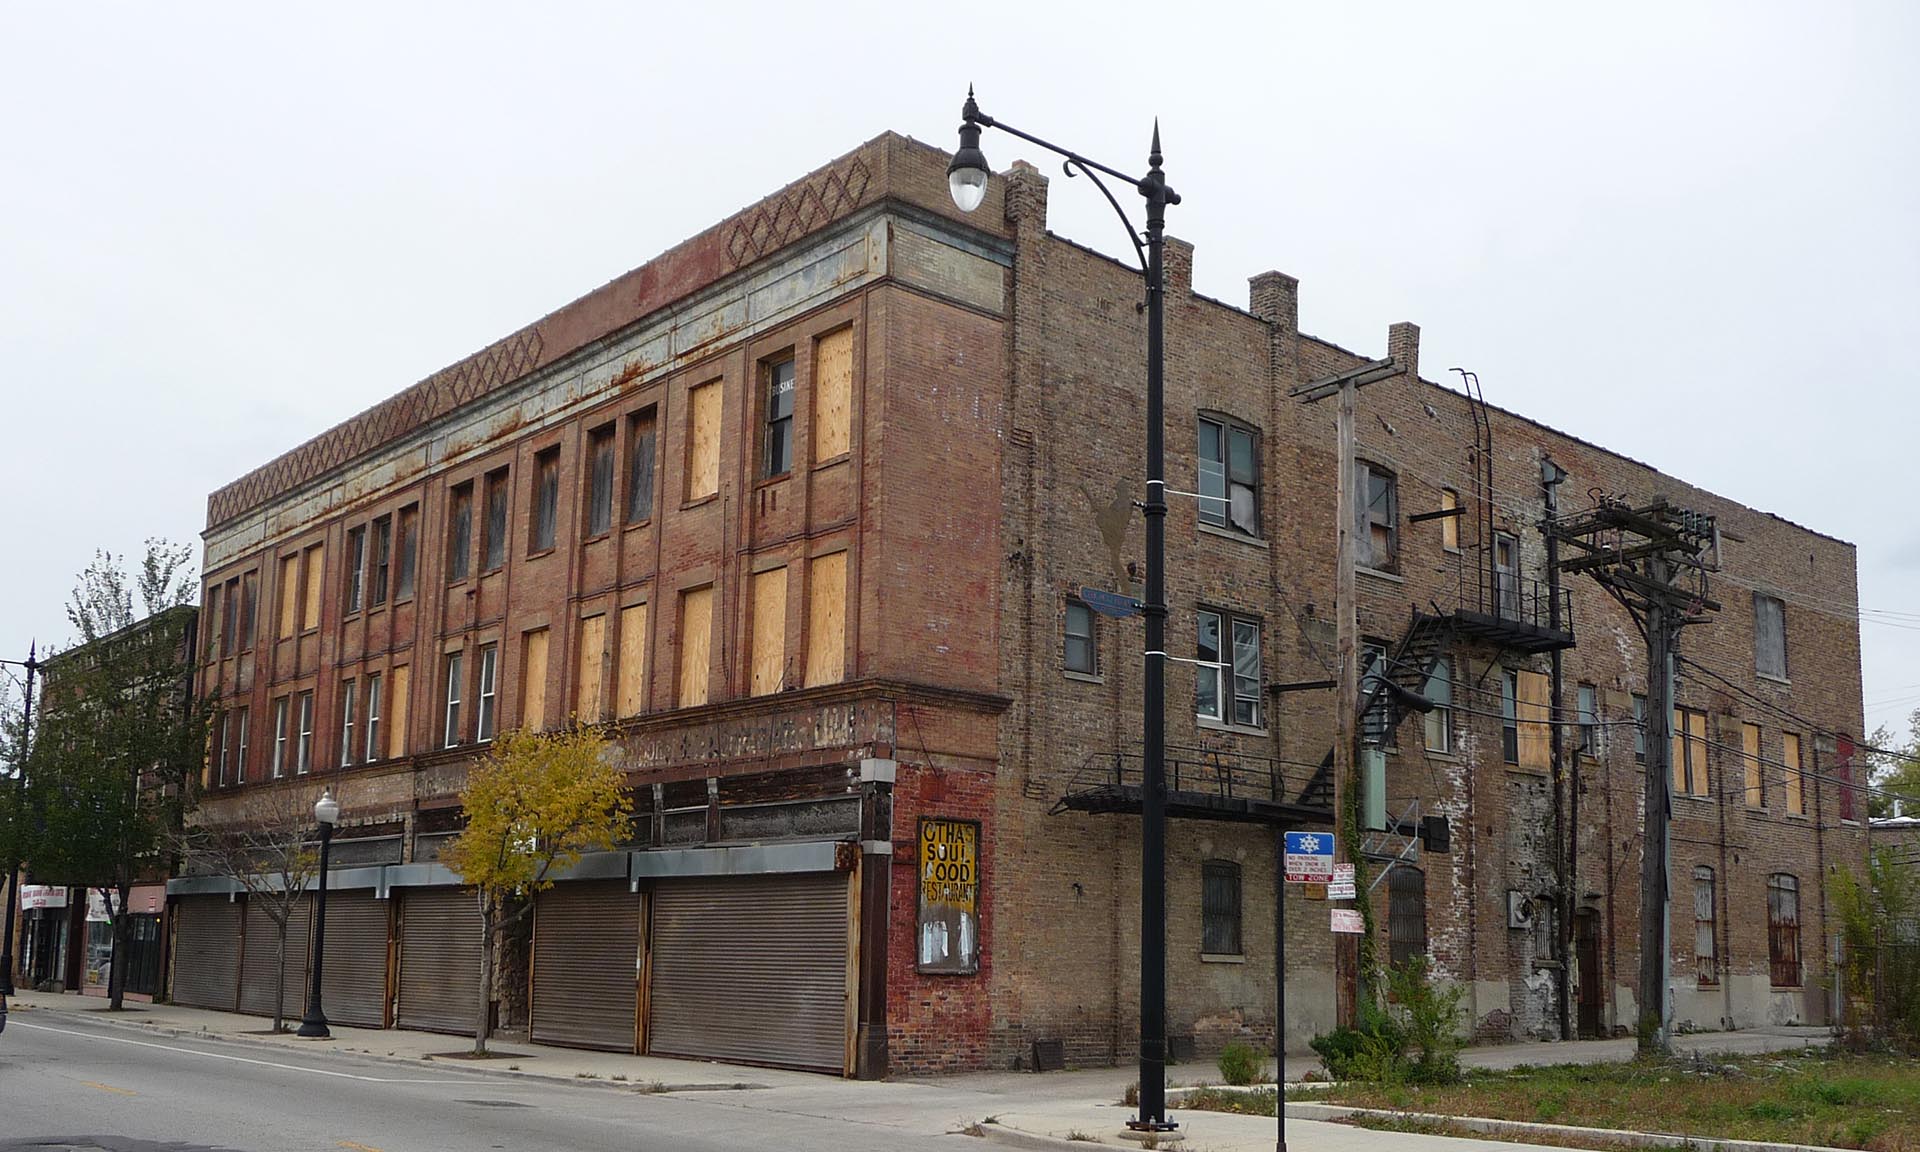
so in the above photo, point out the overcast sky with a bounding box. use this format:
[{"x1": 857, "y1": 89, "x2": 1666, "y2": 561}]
[{"x1": 2, "y1": 2, "x2": 1915, "y2": 738}]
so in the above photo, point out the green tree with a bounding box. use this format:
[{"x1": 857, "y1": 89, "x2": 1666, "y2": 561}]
[
  {"x1": 440, "y1": 725, "x2": 630, "y2": 1055},
  {"x1": 1866, "y1": 708, "x2": 1920, "y2": 820},
  {"x1": 24, "y1": 541, "x2": 205, "y2": 1010}
]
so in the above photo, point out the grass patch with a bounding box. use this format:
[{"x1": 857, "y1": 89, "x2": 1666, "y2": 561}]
[
  {"x1": 1312, "y1": 1050, "x2": 1920, "y2": 1151},
  {"x1": 1178, "y1": 1086, "x2": 1278, "y2": 1117},
  {"x1": 1346, "y1": 1114, "x2": 1694, "y2": 1152}
]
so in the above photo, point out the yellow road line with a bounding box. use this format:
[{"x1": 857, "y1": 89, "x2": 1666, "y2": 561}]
[{"x1": 82, "y1": 1080, "x2": 136, "y2": 1096}]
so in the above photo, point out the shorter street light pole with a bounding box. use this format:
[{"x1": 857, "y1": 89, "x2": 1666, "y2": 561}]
[
  {"x1": 297, "y1": 789, "x2": 339, "y2": 1039},
  {"x1": 946, "y1": 86, "x2": 1181, "y2": 1134}
]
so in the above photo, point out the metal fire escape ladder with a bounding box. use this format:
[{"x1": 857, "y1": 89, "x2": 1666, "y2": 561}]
[{"x1": 1298, "y1": 608, "x2": 1458, "y2": 808}]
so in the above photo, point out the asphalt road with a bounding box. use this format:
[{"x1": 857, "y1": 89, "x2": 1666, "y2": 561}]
[{"x1": 0, "y1": 1015, "x2": 967, "y2": 1152}]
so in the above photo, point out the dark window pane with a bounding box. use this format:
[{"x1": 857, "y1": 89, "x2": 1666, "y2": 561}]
[
  {"x1": 1064, "y1": 601, "x2": 1096, "y2": 674},
  {"x1": 395, "y1": 505, "x2": 418, "y2": 599},
  {"x1": 532, "y1": 449, "x2": 559, "y2": 552},
  {"x1": 587, "y1": 427, "x2": 615, "y2": 536},
  {"x1": 345, "y1": 527, "x2": 365, "y2": 613},
  {"x1": 484, "y1": 469, "x2": 508, "y2": 570},
  {"x1": 370, "y1": 517, "x2": 391, "y2": 606},
  {"x1": 765, "y1": 359, "x2": 795, "y2": 476},
  {"x1": 1202, "y1": 861, "x2": 1241, "y2": 955},
  {"x1": 1389, "y1": 867, "x2": 1427, "y2": 969},
  {"x1": 626, "y1": 410, "x2": 657, "y2": 525},
  {"x1": 448, "y1": 484, "x2": 472, "y2": 582}
]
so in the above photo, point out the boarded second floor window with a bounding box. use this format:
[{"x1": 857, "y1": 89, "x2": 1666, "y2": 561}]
[{"x1": 1754, "y1": 593, "x2": 1787, "y2": 679}]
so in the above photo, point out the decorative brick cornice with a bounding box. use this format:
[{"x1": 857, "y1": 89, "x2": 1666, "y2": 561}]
[{"x1": 205, "y1": 134, "x2": 1000, "y2": 531}]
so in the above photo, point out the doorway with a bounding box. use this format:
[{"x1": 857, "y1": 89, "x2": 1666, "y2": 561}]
[{"x1": 1574, "y1": 909, "x2": 1602, "y2": 1038}]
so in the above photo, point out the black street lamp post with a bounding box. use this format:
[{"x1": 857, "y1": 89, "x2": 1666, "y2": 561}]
[
  {"x1": 947, "y1": 88, "x2": 1180, "y2": 1134},
  {"x1": 0, "y1": 646, "x2": 41, "y2": 1000},
  {"x1": 296, "y1": 789, "x2": 339, "y2": 1039}
]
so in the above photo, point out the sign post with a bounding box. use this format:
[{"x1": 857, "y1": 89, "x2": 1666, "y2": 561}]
[{"x1": 1276, "y1": 831, "x2": 1336, "y2": 1152}]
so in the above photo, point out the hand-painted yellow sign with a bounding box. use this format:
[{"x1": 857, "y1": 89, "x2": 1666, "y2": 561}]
[{"x1": 917, "y1": 817, "x2": 980, "y2": 974}]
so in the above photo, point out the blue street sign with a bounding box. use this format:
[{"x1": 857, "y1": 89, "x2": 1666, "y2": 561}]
[
  {"x1": 1079, "y1": 587, "x2": 1142, "y2": 618},
  {"x1": 1283, "y1": 830, "x2": 1336, "y2": 883}
]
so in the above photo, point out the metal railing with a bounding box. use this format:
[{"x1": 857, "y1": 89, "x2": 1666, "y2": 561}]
[
  {"x1": 1060, "y1": 743, "x2": 1326, "y2": 809},
  {"x1": 1448, "y1": 544, "x2": 1573, "y2": 636}
]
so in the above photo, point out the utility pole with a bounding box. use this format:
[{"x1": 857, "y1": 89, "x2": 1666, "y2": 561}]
[
  {"x1": 1292, "y1": 355, "x2": 1399, "y2": 1022},
  {"x1": 1, "y1": 644, "x2": 42, "y2": 998},
  {"x1": 1551, "y1": 498, "x2": 1718, "y2": 1055},
  {"x1": 1542, "y1": 460, "x2": 1572, "y2": 1040}
]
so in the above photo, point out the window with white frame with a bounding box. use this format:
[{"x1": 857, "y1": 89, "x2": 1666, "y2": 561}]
[
  {"x1": 1423, "y1": 659, "x2": 1452, "y2": 753},
  {"x1": 338, "y1": 678, "x2": 356, "y2": 768},
  {"x1": 364, "y1": 673, "x2": 382, "y2": 763},
  {"x1": 272, "y1": 697, "x2": 289, "y2": 779},
  {"x1": 295, "y1": 690, "x2": 314, "y2": 774},
  {"x1": 444, "y1": 651, "x2": 464, "y2": 749},
  {"x1": 344, "y1": 526, "x2": 366, "y2": 614},
  {"x1": 477, "y1": 644, "x2": 498, "y2": 742},
  {"x1": 1196, "y1": 609, "x2": 1262, "y2": 728},
  {"x1": 1064, "y1": 599, "x2": 1097, "y2": 676}
]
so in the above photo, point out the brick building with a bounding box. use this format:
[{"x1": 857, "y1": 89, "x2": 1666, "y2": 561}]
[{"x1": 172, "y1": 132, "x2": 1867, "y2": 1074}]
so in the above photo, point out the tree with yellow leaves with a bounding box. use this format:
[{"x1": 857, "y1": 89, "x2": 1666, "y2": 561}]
[{"x1": 439, "y1": 725, "x2": 631, "y2": 1055}]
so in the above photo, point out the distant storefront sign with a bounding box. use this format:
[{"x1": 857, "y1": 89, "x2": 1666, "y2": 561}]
[
  {"x1": 917, "y1": 817, "x2": 981, "y2": 975},
  {"x1": 20, "y1": 885, "x2": 66, "y2": 911}
]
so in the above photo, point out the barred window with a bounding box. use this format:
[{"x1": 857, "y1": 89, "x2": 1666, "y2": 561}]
[
  {"x1": 1693, "y1": 866, "x2": 1718, "y2": 985},
  {"x1": 1201, "y1": 860, "x2": 1242, "y2": 956},
  {"x1": 1768, "y1": 874, "x2": 1801, "y2": 987}
]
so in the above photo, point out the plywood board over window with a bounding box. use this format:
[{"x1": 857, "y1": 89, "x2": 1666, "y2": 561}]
[
  {"x1": 301, "y1": 543, "x2": 325, "y2": 631},
  {"x1": 278, "y1": 555, "x2": 299, "y2": 639},
  {"x1": 678, "y1": 587, "x2": 713, "y2": 707},
  {"x1": 813, "y1": 328, "x2": 853, "y2": 462},
  {"x1": 388, "y1": 664, "x2": 411, "y2": 760},
  {"x1": 686, "y1": 381, "x2": 721, "y2": 501},
  {"x1": 522, "y1": 629, "x2": 550, "y2": 732},
  {"x1": 617, "y1": 604, "x2": 648, "y2": 717},
  {"x1": 805, "y1": 552, "x2": 847, "y2": 688},
  {"x1": 575, "y1": 615, "x2": 606, "y2": 723},
  {"x1": 1516, "y1": 669, "x2": 1551, "y2": 770},
  {"x1": 750, "y1": 568, "x2": 788, "y2": 697}
]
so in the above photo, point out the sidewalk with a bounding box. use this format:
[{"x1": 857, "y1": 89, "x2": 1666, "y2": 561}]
[{"x1": 5, "y1": 992, "x2": 1840, "y2": 1151}]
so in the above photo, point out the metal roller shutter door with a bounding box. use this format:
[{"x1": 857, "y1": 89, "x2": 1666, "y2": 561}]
[
  {"x1": 531, "y1": 881, "x2": 638, "y2": 1051},
  {"x1": 314, "y1": 892, "x2": 390, "y2": 1029},
  {"x1": 649, "y1": 873, "x2": 849, "y2": 1073},
  {"x1": 170, "y1": 897, "x2": 241, "y2": 1011},
  {"x1": 395, "y1": 887, "x2": 481, "y2": 1035},
  {"x1": 239, "y1": 897, "x2": 311, "y2": 1019}
]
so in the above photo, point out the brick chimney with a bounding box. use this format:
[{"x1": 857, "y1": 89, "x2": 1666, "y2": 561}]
[{"x1": 1388, "y1": 321, "x2": 1421, "y2": 382}]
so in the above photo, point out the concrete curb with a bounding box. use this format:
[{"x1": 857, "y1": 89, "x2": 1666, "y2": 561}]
[
  {"x1": 1286, "y1": 1101, "x2": 1857, "y2": 1152},
  {"x1": 6, "y1": 1001, "x2": 760, "y2": 1096},
  {"x1": 976, "y1": 1122, "x2": 1106, "y2": 1152}
]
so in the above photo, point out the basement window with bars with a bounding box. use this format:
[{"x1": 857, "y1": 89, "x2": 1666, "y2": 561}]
[
  {"x1": 1196, "y1": 609, "x2": 1262, "y2": 728},
  {"x1": 1197, "y1": 415, "x2": 1260, "y2": 536},
  {"x1": 1201, "y1": 860, "x2": 1242, "y2": 957},
  {"x1": 1389, "y1": 866, "x2": 1428, "y2": 969}
]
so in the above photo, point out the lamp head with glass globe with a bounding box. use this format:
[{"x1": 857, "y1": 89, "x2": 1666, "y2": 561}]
[{"x1": 946, "y1": 88, "x2": 991, "y2": 214}]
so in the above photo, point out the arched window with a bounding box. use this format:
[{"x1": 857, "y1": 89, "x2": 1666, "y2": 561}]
[
  {"x1": 1768, "y1": 874, "x2": 1801, "y2": 987},
  {"x1": 1388, "y1": 867, "x2": 1427, "y2": 969}
]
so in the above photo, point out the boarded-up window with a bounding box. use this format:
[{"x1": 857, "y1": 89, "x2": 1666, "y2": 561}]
[
  {"x1": 1784, "y1": 732, "x2": 1805, "y2": 815},
  {"x1": 677, "y1": 587, "x2": 713, "y2": 707},
  {"x1": 686, "y1": 381, "x2": 721, "y2": 501},
  {"x1": 617, "y1": 603, "x2": 647, "y2": 717},
  {"x1": 1389, "y1": 867, "x2": 1427, "y2": 970},
  {"x1": 1516, "y1": 669, "x2": 1551, "y2": 770},
  {"x1": 1671, "y1": 708, "x2": 1709, "y2": 796},
  {"x1": 749, "y1": 568, "x2": 787, "y2": 697},
  {"x1": 1743, "y1": 723, "x2": 1764, "y2": 807},
  {"x1": 1355, "y1": 461, "x2": 1398, "y2": 571},
  {"x1": 1754, "y1": 593, "x2": 1787, "y2": 679},
  {"x1": 521, "y1": 629, "x2": 550, "y2": 732},
  {"x1": 277, "y1": 556, "x2": 299, "y2": 639},
  {"x1": 1201, "y1": 860, "x2": 1242, "y2": 956},
  {"x1": 1694, "y1": 866, "x2": 1718, "y2": 984},
  {"x1": 576, "y1": 615, "x2": 606, "y2": 722},
  {"x1": 1439, "y1": 488, "x2": 1461, "y2": 550},
  {"x1": 301, "y1": 543, "x2": 324, "y2": 632},
  {"x1": 813, "y1": 327, "x2": 853, "y2": 462},
  {"x1": 387, "y1": 664, "x2": 410, "y2": 760},
  {"x1": 1768, "y1": 873, "x2": 1800, "y2": 987},
  {"x1": 804, "y1": 552, "x2": 847, "y2": 688}
]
